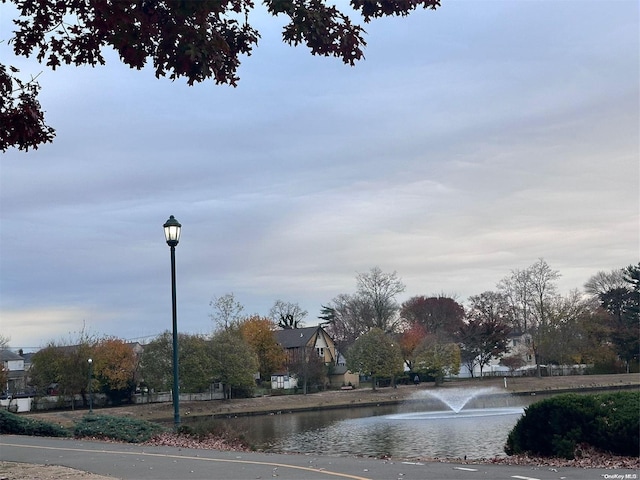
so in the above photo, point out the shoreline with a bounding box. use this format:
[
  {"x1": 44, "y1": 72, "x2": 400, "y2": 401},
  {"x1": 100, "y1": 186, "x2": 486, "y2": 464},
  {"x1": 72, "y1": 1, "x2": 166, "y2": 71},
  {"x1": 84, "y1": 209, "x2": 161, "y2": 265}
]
[
  {"x1": 164, "y1": 373, "x2": 640, "y2": 423},
  {"x1": 23, "y1": 373, "x2": 640, "y2": 426},
  {"x1": 204, "y1": 383, "x2": 640, "y2": 420},
  {"x1": 7, "y1": 374, "x2": 640, "y2": 477}
]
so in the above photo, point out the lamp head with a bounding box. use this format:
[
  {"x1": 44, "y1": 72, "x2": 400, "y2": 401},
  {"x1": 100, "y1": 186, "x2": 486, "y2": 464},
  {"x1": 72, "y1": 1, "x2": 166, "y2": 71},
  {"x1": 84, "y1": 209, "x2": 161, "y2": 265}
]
[{"x1": 163, "y1": 215, "x2": 182, "y2": 247}]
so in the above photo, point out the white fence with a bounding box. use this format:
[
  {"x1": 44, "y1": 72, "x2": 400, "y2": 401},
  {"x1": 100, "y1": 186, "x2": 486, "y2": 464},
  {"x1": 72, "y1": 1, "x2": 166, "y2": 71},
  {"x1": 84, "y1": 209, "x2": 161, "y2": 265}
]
[
  {"x1": 133, "y1": 389, "x2": 224, "y2": 404},
  {"x1": 0, "y1": 397, "x2": 32, "y2": 413},
  {"x1": 3, "y1": 387, "x2": 226, "y2": 412}
]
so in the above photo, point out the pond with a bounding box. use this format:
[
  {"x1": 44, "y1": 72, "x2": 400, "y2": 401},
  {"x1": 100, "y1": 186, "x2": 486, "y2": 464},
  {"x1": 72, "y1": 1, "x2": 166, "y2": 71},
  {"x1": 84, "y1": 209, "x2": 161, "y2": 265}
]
[{"x1": 211, "y1": 388, "x2": 531, "y2": 460}]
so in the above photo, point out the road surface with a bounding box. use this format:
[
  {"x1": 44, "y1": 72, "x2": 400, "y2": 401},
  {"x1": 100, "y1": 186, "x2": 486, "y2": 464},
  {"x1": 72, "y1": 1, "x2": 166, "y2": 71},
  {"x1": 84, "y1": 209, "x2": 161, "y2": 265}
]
[{"x1": 1, "y1": 435, "x2": 637, "y2": 480}]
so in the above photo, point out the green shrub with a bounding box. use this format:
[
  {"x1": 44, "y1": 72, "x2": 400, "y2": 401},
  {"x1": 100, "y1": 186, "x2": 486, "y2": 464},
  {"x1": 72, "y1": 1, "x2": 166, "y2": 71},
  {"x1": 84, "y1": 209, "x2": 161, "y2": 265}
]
[
  {"x1": 592, "y1": 391, "x2": 640, "y2": 456},
  {"x1": 0, "y1": 410, "x2": 71, "y2": 437},
  {"x1": 74, "y1": 415, "x2": 165, "y2": 443},
  {"x1": 505, "y1": 391, "x2": 639, "y2": 459}
]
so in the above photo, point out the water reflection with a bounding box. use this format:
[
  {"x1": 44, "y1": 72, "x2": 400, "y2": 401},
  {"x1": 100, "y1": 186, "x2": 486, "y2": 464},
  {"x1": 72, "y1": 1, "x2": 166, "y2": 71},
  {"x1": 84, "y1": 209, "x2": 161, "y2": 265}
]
[
  {"x1": 215, "y1": 396, "x2": 528, "y2": 459},
  {"x1": 269, "y1": 407, "x2": 524, "y2": 459}
]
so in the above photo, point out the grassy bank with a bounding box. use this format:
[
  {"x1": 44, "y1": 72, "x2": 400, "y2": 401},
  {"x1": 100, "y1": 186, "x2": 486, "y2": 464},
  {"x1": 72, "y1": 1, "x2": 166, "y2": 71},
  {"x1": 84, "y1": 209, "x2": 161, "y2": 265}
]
[
  {"x1": 22, "y1": 373, "x2": 639, "y2": 428},
  {"x1": 3, "y1": 375, "x2": 639, "y2": 475}
]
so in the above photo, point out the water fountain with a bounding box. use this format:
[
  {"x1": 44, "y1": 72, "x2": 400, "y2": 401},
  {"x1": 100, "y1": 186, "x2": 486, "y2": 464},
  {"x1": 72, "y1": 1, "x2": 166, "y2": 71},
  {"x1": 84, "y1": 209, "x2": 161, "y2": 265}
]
[
  {"x1": 220, "y1": 387, "x2": 528, "y2": 459},
  {"x1": 415, "y1": 386, "x2": 503, "y2": 413},
  {"x1": 385, "y1": 386, "x2": 524, "y2": 421}
]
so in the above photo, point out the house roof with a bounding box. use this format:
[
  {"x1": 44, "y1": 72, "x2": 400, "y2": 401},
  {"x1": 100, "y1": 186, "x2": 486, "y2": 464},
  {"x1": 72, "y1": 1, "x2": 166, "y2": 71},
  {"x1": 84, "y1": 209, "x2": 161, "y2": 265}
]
[
  {"x1": 21, "y1": 352, "x2": 35, "y2": 364},
  {"x1": 274, "y1": 326, "x2": 323, "y2": 349},
  {"x1": 0, "y1": 350, "x2": 23, "y2": 362},
  {"x1": 330, "y1": 365, "x2": 349, "y2": 375}
]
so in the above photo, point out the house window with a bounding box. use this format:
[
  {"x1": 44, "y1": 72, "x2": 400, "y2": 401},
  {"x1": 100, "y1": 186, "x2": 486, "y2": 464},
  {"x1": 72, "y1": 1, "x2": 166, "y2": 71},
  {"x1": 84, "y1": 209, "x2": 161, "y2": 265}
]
[{"x1": 316, "y1": 347, "x2": 324, "y2": 357}]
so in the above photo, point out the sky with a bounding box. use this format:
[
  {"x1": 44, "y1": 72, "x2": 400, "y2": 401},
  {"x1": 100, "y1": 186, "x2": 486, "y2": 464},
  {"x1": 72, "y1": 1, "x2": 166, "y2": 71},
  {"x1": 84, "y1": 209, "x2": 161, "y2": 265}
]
[{"x1": 1, "y1": 1, "x2": 638, "y2": 352}]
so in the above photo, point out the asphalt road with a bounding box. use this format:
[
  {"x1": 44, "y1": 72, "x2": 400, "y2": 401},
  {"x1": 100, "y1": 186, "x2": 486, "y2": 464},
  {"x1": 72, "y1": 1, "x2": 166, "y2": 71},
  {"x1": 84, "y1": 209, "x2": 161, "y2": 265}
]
[{"x1": 1, "y1": 435, "x2": 637, "y2": 480}]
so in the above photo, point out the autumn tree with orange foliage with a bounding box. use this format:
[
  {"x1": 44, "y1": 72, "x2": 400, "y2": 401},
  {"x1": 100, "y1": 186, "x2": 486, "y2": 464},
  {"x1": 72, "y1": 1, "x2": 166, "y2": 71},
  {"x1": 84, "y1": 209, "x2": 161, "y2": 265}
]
[
  {"x1": 93, "y1": 337, "x2": 138, "y2": 404},
  {"x1": 239, "y1": 315, "x2": 286, "y2": 382},
  {"x1": 399, "y1": 323, "x2": 427, "y2": 371}
]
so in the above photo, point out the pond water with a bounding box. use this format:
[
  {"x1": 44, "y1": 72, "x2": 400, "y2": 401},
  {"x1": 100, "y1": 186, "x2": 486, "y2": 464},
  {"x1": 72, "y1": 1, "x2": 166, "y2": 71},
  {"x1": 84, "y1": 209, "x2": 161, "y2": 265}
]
[{"x1": 212, "y1": 389, "x2": 531, "y2": 460}]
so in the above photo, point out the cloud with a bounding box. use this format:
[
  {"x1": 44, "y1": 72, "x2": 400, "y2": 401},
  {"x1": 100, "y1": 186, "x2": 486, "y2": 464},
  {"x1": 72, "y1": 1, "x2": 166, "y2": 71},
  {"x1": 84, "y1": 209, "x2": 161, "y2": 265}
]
[
  {"x1": 1, "y1": 1, "x2": 638, "y2": 349},
  {"x1": 1, "y1": 307, "x2": 109, "y2": 350}
]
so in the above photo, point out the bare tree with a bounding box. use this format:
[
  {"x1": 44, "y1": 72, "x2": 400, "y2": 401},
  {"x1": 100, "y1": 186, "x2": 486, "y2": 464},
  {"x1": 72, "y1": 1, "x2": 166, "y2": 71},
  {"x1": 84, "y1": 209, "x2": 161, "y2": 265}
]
[
  {"x1": 584, "y1": 269, "x2": 626, "y2": 298},
  {"x1": 539, "y1": 289, "x2": 591, "y2": 370},
  {"x1": 498, "y1": 258, "x2": 560, "y2": 376},
  {"x1": 270, "y1": 300, "x2": 308, "y2": 329},
  {"x1": 288, "y1": 346, "x2": 327, "y2": 395},
  {"x1": 323, "y1": 267, "x2": 405, "y2": 354},
  {"x1": 498, "y1": 268, "x2": 534, "y2": 333},
  {"x1": 322, "y1": 294, "x2": 372, "y2": 354},
  {"x1": 356, "y1": 266, "x2": 406, "y2": 333},
  {"x1": 529, "y1": 258, "x2": 561, "y2": 327},
  {"x1": 209, "y1": 293, "x2": 245, "y2": 330}
]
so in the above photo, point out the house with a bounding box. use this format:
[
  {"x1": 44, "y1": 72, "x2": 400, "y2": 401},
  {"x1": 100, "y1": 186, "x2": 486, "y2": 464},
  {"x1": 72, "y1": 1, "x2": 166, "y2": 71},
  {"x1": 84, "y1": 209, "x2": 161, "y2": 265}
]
[
  {"x1": 273, "y1": 326, "x2": 359, "y2": 388},
  {"x1": 20, "y1": 351, "x2": 35, "y2": 372},
  {"x1": 457, "y1": 330, "x2": 538, "y2": 378},
  {"x1": 327, "y1": 364, "x2": 360, "y2": 388},
  {"x1": 328, "y1": 352, "x2": 359, "y2": 388},
  {"x1": 274, "y1": 325, "x2": 338, "y2": 366},
  {"x1": 1, "y1": 349, "x2": 26, "y2": 395}
]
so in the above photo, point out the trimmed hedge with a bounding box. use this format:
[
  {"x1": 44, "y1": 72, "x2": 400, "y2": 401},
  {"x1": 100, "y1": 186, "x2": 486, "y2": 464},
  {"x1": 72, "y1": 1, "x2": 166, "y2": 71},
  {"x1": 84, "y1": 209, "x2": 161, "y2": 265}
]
[
  {"x1": 0, "y1": 410, "x2": 165, "y2": 444},
  {"x1": 0, "y1": 409, "x2": 71, "y2": 437},
  {"x1": 74, "y1": 414, "x2": 165, "y2": 443},
  {"x1": 505, "y1": 391, "x2": 639, "y2": 459}
]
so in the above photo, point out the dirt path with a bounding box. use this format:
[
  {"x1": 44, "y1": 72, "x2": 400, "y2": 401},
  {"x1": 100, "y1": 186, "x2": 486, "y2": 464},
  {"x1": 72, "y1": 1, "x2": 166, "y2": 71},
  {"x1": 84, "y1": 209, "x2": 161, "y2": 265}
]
[{"x1": 0, "y1": 461, "x2": 114, "y2": 480}]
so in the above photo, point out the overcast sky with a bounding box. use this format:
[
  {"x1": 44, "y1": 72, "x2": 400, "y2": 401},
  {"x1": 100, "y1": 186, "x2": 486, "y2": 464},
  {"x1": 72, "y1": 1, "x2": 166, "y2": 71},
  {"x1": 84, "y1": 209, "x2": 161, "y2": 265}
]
[{"x1": 1, "y1": 1, "x2": 638, "y2": 351}]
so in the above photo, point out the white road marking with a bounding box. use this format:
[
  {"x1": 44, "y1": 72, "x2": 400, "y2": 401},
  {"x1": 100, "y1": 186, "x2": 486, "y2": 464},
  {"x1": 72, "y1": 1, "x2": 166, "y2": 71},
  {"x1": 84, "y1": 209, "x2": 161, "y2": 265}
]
[
  {"x1": 453, "y1": 467, "x2": 479, "y2": 471},
  {"x1": 0, "y1": 441, "x2": 371, "y2": 480},
  {"x1": 512, "y1": 476, "x2": 541, "y2": 480}
]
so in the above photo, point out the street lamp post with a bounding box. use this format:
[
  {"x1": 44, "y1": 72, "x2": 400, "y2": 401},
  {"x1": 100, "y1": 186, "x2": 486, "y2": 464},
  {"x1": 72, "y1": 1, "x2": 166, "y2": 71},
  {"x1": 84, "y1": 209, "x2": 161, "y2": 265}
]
[
  {"x1": 163, "y1": 215, "x2": 182, "y2": 429},
  {"x1": 87, "y1": 358, "x2": 93, "y2": 414}
]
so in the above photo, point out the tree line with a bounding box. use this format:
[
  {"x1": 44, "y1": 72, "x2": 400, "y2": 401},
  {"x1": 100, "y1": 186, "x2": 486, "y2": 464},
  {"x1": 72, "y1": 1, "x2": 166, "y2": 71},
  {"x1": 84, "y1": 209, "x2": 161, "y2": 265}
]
[
  {"x1": 22, "y1": 309, "x2": 328, "y2": 402},
  {"x1": 25, "y1": 332, "x2": 139, "y2": 407},
  {"x1": 328, "y1": 261, "x2": 639, "y2": 386},
  {"x1": 23, "y1": 316, "x2": 284, "y2": 403},
  {"x1": 16, "y1": 260, "x2": 639, "y2": 403}
]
